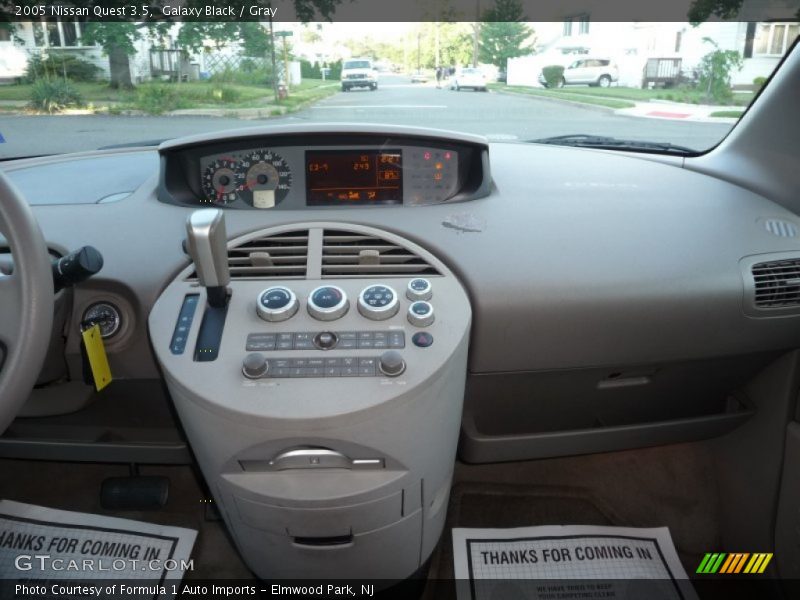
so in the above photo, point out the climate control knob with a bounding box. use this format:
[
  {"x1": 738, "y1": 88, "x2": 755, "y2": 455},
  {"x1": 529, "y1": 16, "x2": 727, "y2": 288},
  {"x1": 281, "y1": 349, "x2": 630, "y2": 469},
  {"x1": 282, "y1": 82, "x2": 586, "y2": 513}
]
[
  {"x1": 379, "y1": 350, "x2": 406, "y2": 377},
  {"x1": 406, "y1": 278, "x2": 432, "y2": 301},
  {"x1": 242, "y1": 353, "x2": 269, "y2": 379},
  {"x1": 408, "y1": 301, "x2": 435, "y2": 327},
  {"x1": 307, "y1": 285, "x2": 349, "y2": 321},
  {"x1": 256, "y1": 286, "x2": 298, "y2": 322},
  {"x1": 358, "y1": 285, "x2": 400, "y2": 321}
]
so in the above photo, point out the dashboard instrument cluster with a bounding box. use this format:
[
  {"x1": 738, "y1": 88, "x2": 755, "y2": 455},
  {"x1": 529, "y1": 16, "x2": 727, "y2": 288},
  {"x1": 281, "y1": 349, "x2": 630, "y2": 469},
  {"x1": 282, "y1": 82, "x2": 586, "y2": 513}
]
[{"x1": 157, "y1": 127, "x2": 490, "y2": 209}]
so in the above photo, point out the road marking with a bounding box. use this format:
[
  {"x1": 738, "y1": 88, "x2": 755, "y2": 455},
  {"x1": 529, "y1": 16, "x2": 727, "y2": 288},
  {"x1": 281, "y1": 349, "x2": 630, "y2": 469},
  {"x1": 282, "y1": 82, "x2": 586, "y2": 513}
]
[{"x1": 315, "y1": 105, "x2": 448, "y2": 109}]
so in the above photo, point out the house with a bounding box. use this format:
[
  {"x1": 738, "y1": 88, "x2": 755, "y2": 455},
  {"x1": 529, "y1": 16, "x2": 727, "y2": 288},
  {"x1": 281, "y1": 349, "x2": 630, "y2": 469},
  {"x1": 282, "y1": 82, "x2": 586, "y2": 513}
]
[
  {"x1": 0, "y1": 21, "x2": 155, "y2": 83},
  {"x1": 0, "y1": 20, "x2": 302, "y2": 85},
  {"x1": 507, "y1": 17, "x2": 798, "y2": 89}
]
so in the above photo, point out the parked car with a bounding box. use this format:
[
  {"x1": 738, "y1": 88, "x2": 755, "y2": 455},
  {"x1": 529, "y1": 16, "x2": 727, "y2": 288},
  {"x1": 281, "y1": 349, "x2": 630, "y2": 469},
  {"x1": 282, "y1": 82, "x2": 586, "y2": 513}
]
[
  {"x1": 410, "y1": 70, "x2": 429, "y2": 83},
  {"x1": 451, "y1": 67, "x2": 488, "y2": 91},
  {"x1": 341, "y1": 58, "x2": 378, "y2": 91},
  {"x1": 539, "y1": 57, "x2": 619, "y2": 88}
]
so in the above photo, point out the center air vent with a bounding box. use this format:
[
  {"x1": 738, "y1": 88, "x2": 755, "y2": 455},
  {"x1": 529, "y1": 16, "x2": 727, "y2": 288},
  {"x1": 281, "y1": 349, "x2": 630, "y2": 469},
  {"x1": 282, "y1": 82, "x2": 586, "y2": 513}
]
[
  {"x1": 321, "y1": 229, "x2": 440, "y2": 278},
  {"x1": 186, "y1": 229, "x2": 309, "y2": 281},
  {"x1": 752, "y1": 259, "x2": 800, "y2": 308}
]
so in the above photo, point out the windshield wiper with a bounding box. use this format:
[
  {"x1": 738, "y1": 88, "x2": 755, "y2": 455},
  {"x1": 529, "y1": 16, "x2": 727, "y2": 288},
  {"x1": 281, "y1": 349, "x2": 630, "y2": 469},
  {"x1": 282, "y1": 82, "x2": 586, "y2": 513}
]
[{"x1": 528, "y1": 134, "x2": 697, "y2": 155}]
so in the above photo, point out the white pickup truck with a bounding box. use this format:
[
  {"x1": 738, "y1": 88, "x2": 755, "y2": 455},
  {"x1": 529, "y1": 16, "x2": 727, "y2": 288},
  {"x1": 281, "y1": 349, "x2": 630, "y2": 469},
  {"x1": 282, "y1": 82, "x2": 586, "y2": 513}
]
[{"x1": 341, "y1": 58, "x2": 378, "y2": 91}]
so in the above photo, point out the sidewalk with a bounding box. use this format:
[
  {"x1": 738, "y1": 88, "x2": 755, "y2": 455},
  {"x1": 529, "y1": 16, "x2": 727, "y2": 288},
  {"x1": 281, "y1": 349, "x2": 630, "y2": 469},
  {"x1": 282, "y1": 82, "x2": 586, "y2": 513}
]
[{"x1": 615, "y1": 100, "x2": 743, "y2": 123}]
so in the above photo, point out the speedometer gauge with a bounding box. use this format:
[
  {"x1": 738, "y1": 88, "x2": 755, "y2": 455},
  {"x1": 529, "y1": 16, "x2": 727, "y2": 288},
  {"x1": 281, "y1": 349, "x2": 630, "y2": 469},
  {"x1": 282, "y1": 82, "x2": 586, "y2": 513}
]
[
  {"x1": 202, "y1": 158, "x2": 241, "y2": 205},
  {"x1": 239, "y1": 150, "x2": 292, "y2": 208}
]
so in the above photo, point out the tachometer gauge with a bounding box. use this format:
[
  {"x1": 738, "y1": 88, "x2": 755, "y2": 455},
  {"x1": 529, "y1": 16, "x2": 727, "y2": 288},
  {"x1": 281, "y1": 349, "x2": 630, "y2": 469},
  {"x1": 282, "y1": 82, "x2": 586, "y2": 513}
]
[
  {"x1": 239, "y1": 150, "x2": 292, "y2": 208},
  {"x1": 202, "y1": 158, "x2": 242, "y2": 205}
]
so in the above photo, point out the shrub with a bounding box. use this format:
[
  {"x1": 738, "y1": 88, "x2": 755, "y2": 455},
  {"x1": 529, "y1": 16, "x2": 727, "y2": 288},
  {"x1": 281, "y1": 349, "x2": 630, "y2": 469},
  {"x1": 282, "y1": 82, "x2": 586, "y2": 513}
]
[
  {"x1": 28, "y1": 78, "x2": 85, "y2": 113},
  {"x1": 541, "y1": 65, "x2": 565, "y2": 88},
  {"x1": 752, "y1": 76, "x2": 767, "y2": 91},
  {"x1": 300, "y1": 59, "x2": 322, "y2": 79},
  {"x1": 134, "y1": 84, "x2": 189, "y2": 114},
  {"x1": 24, "y1": 53, "x2": 101, "y2": 83},
  {"x1": 207, "y1": 85, "x2": 242, "y2": 103},
  {"x1": 327, "y1": 59, "x2": 342, "y2": 81}
]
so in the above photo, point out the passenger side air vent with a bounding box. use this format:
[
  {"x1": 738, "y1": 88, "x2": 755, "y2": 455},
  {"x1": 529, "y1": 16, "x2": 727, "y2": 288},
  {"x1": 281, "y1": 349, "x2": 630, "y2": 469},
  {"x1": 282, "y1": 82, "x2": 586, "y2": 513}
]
[
  {"x1": 186, "y1": 229, "x2": 308, "y2": 281},
  {"x1": 752, "y1": 259, "x2": 800, "y2": 308},
  {"x1": 321, "y1": 229, "x2": 440, "y2": 278}
]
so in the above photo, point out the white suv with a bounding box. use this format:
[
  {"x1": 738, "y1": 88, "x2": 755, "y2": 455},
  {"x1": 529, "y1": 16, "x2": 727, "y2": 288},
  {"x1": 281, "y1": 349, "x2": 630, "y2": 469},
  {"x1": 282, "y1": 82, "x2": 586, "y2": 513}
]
[
  {"x1": 341, "y1": 58, "x2": 378, "y2": 91},
  {"x1": 540, "y1": 57, "x2": 619, "y2": 88}
]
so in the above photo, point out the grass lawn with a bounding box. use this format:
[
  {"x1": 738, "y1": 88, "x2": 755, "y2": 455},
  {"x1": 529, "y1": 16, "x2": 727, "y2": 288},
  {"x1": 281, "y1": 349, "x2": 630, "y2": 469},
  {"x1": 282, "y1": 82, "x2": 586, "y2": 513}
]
[
  {"x1": 709, "y1": 110, "x2": 745, "y2": 118},
  {"x1": 489, "y1": 83, "x2": 755, "y2": 108},
  {"x1": 0, "y1": 79, "x2": 337, "y2": 114},
  {"x1": 489, "y1": 84, "x2": 635, "y2": 109}
]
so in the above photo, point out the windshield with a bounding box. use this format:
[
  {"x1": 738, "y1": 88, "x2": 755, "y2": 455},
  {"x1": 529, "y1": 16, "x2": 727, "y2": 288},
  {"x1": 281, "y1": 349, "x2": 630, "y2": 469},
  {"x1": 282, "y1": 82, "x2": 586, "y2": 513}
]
[
  {"x1": 343, "y1": 60, "x2": 372, "y2": 69},
  {"x1": 0, "y1": 18, "x2": 796, "y2": 157}
]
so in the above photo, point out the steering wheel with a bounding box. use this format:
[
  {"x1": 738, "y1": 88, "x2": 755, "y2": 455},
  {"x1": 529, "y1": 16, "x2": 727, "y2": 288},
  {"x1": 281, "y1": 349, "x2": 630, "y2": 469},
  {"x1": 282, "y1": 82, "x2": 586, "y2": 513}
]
[{"x1": 0, "y1": 172, "x2": 54, "y2": 434}]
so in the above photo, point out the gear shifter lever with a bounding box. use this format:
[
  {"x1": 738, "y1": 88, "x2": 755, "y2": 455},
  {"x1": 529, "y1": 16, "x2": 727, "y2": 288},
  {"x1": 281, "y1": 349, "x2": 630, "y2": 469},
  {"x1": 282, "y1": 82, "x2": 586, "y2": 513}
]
[{"x1": 185, "y1": 209, "x2": 230, "y2": 308}]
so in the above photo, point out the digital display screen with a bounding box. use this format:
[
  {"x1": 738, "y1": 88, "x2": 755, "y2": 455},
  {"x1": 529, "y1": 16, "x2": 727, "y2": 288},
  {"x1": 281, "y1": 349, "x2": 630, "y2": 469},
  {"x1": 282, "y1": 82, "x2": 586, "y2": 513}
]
[{"x1": 306, "y1": 150, "x2": 402, "y2": 205}]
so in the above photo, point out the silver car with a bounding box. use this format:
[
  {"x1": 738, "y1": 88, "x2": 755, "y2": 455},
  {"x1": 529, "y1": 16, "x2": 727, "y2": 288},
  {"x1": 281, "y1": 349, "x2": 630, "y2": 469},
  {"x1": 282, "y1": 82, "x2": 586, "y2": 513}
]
[{"x1": 540, "y1": 57, "x2": 619, "y2": 88}]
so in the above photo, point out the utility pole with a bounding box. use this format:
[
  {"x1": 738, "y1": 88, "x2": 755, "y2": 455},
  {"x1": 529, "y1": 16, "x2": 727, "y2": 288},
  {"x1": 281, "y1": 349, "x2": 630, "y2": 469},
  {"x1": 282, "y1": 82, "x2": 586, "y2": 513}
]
[
  {"x1": 435, "y1": 23, "x2": 440, "y2": 68},
  {"x1": 282, "y1": 35, "x2": 289, "y2": 89},
  {"x1": 417, "y1": 30, "x2": 421, "y2": 72},
  {"x1": 472, "y1": 0, "x2": 481, "y2": 67},
  {"x1": 268, "y1": 13, "x2": 279, "y2": 103}
]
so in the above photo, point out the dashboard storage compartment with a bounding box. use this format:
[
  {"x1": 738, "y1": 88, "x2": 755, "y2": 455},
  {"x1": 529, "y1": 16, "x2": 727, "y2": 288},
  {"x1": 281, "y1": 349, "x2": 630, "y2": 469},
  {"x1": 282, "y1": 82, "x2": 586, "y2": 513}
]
[
  {"x1": 460, "y1": 353, "x2": 775, "y2": 463},
  {"x1": 233, "y1": 488, "x2": 406, "y2": 537}
]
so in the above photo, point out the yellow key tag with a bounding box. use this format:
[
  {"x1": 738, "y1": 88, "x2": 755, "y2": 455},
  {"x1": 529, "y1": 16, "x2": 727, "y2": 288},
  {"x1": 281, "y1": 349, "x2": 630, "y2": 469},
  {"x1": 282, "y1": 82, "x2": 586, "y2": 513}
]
[{"x1": 81, "y1": 324, "x2": 112, "y2": 391}]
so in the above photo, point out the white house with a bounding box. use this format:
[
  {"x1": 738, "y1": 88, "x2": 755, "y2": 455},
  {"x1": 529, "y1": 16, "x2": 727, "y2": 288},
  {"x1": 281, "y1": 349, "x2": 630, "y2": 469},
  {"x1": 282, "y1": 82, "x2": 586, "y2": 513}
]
[
  {"x1": 508, "y1": 19, "x2": 798, "y2": 89},
  {"x1": 0, "y1": 21, "x2": 282, "y2": 84},
  {"x1": 0, "y1": 21, "x2": 155, "y2": 83}
]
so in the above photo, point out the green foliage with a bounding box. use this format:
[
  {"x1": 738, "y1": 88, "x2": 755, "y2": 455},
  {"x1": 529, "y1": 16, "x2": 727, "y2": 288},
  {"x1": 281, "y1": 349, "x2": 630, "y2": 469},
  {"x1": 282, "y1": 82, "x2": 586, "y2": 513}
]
[
  {"x1": 134, "y1": 84, "x2": 189, "y2": 115},
  {"x1": 301, "y1": 60, "x2": 322, "y2": 79},
  {"x1": 23, "y1": 53, "x2": 101, "y2": 83},
  {"x1": 327, "y1": 60, "x2": 342, "y2": 81},
  {"x1": 753, "y1": 76, "x2": 767, "y2": 90},
  {"x1": 697, "y1": 37, "x2": 743, "y2": 103},
  {"x1": 209, "y1": 63, "x2": 275, "y2": 86},
  {"x1": 28, "y1": 78, "x2": 85, "y2": 113},
  {"x1": 688, "y1": 0, "x2": 744, "y2": 24},
  {"x1": 207, "y1": 86, "x2": 242, "y2": 103},
  {"x1": 541, "y1": 65, "x2": 565, "y2": 88},
  {"x1": 80, "y1": 22, "x2": 142, "y2": 55},
  {"x1": 479, "y1": 0, "x2": 535, "y2": 69}
]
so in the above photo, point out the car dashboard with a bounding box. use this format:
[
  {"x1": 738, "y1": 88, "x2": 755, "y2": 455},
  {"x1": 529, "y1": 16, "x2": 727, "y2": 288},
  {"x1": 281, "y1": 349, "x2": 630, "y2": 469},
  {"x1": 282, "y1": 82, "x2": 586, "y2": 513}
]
[{"x1": 2, "y1": 123, "x2": 800, "y2": 580}]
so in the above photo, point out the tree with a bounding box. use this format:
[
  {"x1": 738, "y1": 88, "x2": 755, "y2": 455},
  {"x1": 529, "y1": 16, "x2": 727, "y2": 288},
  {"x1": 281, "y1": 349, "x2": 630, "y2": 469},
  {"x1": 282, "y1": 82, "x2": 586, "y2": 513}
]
[
  {"x1": 80, "y1": 22, "x2": 142, "y2": 89},
  {"x1": 55, "y1": 0, "x2": 343, "y2": 88},
  {"x1": 697, "y1": 37, "x2": 743, "y2": 103},
  {"x1": 478, "y1": 0, "x2": 535, "y2": 70}
]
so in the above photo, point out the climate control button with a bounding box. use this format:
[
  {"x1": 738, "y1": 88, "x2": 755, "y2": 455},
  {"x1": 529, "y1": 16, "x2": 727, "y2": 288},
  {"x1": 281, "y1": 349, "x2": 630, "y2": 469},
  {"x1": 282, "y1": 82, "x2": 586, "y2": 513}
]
[
  {"x1": 408, "y1": 301, "x2": 435, "y2": 327},
  {"x1": 242, "y1": 353, "x2": 269, "y2": 379},
  {"x1": 358, "y1": 285, "x2": 400, "y2": 321},
  {"x1": 379, "y1": 350, "x2": 406, "y2": 377},
  {"x1": 307, "y1": 285, "x2": 349, "y2": 321},
  {"x1": 256, "y1": 286, "x2": 298, "y2": 322},
  {"x1": 406, "y1": 278, "x2": 432, "y2": 301},
  {"x1": 313, "y1": 331, "x2": 339, "y2": 350}
]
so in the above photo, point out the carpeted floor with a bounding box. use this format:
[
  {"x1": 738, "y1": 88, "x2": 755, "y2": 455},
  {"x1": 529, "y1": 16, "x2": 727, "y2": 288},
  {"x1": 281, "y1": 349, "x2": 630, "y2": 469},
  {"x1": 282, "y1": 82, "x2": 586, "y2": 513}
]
[
  {"x1": 0, "y1": 442, "x2": 719, "y2": 589},
  {"x1": 0, "y1": 460, "x2": 252, "y2": 580}
]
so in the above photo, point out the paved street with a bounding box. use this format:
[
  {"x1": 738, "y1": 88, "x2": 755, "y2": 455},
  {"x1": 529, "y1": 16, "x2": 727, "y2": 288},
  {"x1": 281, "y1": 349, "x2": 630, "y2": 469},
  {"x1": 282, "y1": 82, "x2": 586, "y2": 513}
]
[{"x1": 0, "y1": 75, "x2": 733, "y2": 158}]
